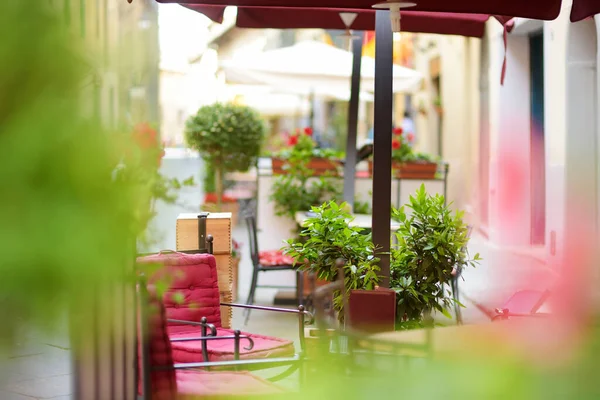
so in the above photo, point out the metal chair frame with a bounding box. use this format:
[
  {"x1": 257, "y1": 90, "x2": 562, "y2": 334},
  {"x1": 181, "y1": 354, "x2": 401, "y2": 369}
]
[
  {"x1": 243, "y1": 213, "x2": 304, "y2": 324},
  {"x1": 137, "y1": 276, "x2": 312, "y2": 400}
]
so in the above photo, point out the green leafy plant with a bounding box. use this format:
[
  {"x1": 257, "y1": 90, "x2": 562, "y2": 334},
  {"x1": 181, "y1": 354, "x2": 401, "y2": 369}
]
[
  {"x1": 390, "y1": 184, "x2": 480, "y2": 329},
  {"x1": 270, "y1": 168, "x2": 341, "y2": 219},
  {"x1": 185, "y1": 103, "x2": 266, "y2": 208},
  {"x1": 284, "y1": 201, "x2": 380, "y2": 319}
]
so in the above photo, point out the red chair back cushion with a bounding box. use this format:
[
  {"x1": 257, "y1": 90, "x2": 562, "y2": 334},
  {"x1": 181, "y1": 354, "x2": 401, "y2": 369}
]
[{"x1": 138, "y1": 252, "x2": 222, "y2": 329}]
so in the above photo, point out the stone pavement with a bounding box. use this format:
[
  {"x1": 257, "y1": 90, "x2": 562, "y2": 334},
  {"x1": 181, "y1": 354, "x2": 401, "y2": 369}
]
[{"x1": 0, "y1": 327, "x2": 72, "y2": 400}]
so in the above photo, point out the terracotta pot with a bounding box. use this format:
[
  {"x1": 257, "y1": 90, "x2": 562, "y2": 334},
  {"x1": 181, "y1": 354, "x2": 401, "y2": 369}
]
[
  {"x1": 231, "y1": 257, "x2": 240, "y2": 301},
  {"x1": 368, "y1": 160, "x2": 438, "y2": 180},
  {"x1": 271, "y1": 157, "x2": 341, "y2": 176},
  {"x1": 434, "y1": 105, "x2": 444, "y2": 116},
  {"x1": 201, "y1": 200, "x2": 239, "y2": 227}
]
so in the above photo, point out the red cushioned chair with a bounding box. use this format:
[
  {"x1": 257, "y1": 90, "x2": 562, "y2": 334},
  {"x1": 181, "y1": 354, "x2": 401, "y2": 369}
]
[
  {"x1": 244, "y1": 214, "x2": 303, "y2": 325},
  {"x1": 137, "y1": 280, "x2": 289, "y2": 400},
  {"x1": 137, "y1": 250, "x2": 311, "y2": 379}
]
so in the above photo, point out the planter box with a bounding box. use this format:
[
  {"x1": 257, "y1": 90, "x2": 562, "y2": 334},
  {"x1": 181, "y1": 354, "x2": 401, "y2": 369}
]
[
  {"x1": 176, "y1": 212, "x2": 233, "y2": 328},
  {"x1": 231, "y1": 257, "x2": 240, "y2": 302},
  {"x1": 368, "y1": 160, "x2": 438, "y2": 180},
  {"x1": 348, "y1": 288, "x2": 396, "y2": 334},
  {"x1": 272, "y1": 157, "x2": 341, "y2": 176}
]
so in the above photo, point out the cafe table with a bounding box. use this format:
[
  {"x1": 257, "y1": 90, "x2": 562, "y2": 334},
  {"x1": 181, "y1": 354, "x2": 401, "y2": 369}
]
[{"x1": 360, "y1": 317, "x2": 553, "y2": 359}]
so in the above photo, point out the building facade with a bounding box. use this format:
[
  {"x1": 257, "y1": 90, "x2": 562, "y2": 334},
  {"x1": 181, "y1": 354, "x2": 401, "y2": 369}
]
[
  {"x1": 482, "y1": 4, "x2": 599, "y2": 269},
  {"x1": 53, "y1": 0, "x2": 160, "y2": 130}
]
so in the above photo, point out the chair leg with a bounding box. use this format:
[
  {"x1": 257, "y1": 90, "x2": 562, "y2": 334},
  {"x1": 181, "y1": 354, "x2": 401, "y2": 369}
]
[
  {"x1": 296, "y1": 270, "x2": 304, "y2": 308},
  {"x1": 244, "y1": 268, "x2": 260, "y2": 325},
  {"x1": 451, "y1": 281, "x2": 462, "y2": 325}
]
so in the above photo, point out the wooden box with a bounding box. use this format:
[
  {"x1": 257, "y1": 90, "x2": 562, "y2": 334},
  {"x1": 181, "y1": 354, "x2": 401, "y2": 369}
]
[{"x1": 176, "y1": 212, "x2": 233, "y2": 328}]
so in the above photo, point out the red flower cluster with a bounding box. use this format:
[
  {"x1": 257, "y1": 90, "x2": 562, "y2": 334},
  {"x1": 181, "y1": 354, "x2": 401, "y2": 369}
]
[
  {"x1": 287, "y1": 126, "x2": 313, "y2": 146},
  {"x1": 392, "y1": 139, "x2": 402, "y2": 149},
  {"x1": 393, "y1": 127, "x2": 403, "y2": 136},
  {"x1": 133, "y1": 123, "x2": 165, "y2": 167},
  {"x1": 203, "y1": 193, "x2": 237, "y2": 204}
]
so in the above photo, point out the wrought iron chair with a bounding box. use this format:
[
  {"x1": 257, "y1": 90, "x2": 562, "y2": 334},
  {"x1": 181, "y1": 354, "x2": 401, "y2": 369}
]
[
  {"x1": 243, "y1": 213, "x2": 303, "y2": 324},
  {"x1": 137, "y1": 277, "x2": 294, "y2": 400},
  {"x1": 136, "y1": 229, "x2": 313, "y2": 381}
]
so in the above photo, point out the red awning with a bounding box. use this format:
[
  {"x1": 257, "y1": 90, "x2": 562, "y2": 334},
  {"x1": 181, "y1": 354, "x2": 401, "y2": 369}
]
[
  {"x1": 184, "y1": 6, "x2": 492, "y2": 38},
  {"x1": 238, "y1": 8, "x2": 489, "y2": 38},
  {"x1": 571, "y1": 0, "x2": 600, "y2": 22},
  {"x1": 160, "y1": 0, "x2": 562, "y2": 21},
  {"x1": 181, "y1": 4, "x2": 226, "y2": 23}
]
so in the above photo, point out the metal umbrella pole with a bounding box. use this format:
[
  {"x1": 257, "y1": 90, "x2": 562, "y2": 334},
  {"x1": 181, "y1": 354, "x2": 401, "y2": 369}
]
[
  {"x1": 342, "y1": 33, "x2": 364, "y2": 209},
  {"x1": 371, "y1": 10, "x2": 394, "y2": 287}
]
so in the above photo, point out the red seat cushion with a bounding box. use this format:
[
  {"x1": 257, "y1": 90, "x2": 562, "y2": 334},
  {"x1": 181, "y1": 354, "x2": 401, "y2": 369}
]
[
  {"x1": 138, "y1": 252, "x2": 223, "y2": 328},
  {"x1": 138, "y1": 252, "x2": 296, "y2": 364},
  {"x1": 169, "y1": 327, "x2": 295, "y2": 363},
  {"x1": 177, "y1": 371, "x2": 284, "y2": 397},
  {"x1": 259, "y1": 250, "x2": 294, "y2": 267}
]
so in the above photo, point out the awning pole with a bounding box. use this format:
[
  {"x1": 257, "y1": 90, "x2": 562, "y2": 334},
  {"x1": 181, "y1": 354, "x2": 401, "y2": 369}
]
[
  {"x1": 372, "y1": 10, "x2": 394, "y2": 287},
  {"x1": 342, "y1": 33, "x2": 364, "y2": 208}
]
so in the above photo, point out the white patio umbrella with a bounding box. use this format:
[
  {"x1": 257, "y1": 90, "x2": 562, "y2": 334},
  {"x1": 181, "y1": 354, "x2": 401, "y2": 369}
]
[{"x1": 220, "y1": 40, "x2": 423, "y2": 94}]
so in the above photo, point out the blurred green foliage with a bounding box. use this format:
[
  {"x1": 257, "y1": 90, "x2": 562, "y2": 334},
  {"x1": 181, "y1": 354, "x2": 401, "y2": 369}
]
[{"x1": 0, "y1": 3, "x2": 142, "y2": 349}]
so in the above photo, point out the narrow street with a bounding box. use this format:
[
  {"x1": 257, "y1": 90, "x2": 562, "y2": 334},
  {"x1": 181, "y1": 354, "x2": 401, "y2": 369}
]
[{"x1": 0, "y1": 154, "x2": 557, "y2": 399}]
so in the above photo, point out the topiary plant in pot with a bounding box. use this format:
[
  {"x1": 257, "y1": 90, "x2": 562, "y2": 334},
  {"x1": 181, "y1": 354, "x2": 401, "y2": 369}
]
[
  {"x1": 390, "y1": 184, "x2": 480, "y2": 329},
  {"x1": 185, "y1": 103, "x2": 266, "y2": 212},
  {"x1": 284, "y1": 201, "x2": 381, "y2": 322}
]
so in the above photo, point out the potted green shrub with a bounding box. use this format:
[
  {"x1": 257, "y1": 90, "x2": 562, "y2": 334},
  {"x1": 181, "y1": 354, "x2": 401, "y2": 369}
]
[
  {"x1": 201, "y1": 163, "x2": 239, "y2": 224},
  {"x1": 284, "y1": 201, "x2": 384, "y2": 323},
  {"x1": 390, "y1": 184, "x2": 480, "y2": 329},
  {"x1": 271, "y1": 127, "x2": 343, "y2": 176},
  {"x1": 185, "y1": 103, "x2": 266, "y2": 216}
]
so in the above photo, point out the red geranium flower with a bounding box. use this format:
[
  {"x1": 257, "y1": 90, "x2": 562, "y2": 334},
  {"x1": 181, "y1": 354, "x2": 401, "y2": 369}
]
[
  {"x1": 288, "y1": 135, "x2": 299, "y2": 146},
  {"x1": 304, "y1": 127, "x2": 313, "y2": 136},
  {"x1": 407, "y1": 133, "x2": 415, "y2": 142},
  {"x1": 204, "y1": 193, "x2": 237, "y2": 204},
  {"x1": 393, "y1": 127, "x2": 403, "y2": 136},
  {"x1": 392, "y1": 139, "x2": 401, "y2": 150}
]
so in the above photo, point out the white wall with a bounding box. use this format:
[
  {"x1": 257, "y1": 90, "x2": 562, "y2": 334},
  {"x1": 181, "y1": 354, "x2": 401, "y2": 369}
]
[
  {"x1": 412, "y1": 34, "x2": 481, "y2": 217},
  {"x1": 483, "y1": 2, "x2": 600, "y2": 263},
  {"x1": 160, "y1": 69, "x2": 189, "y2": 146}
]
